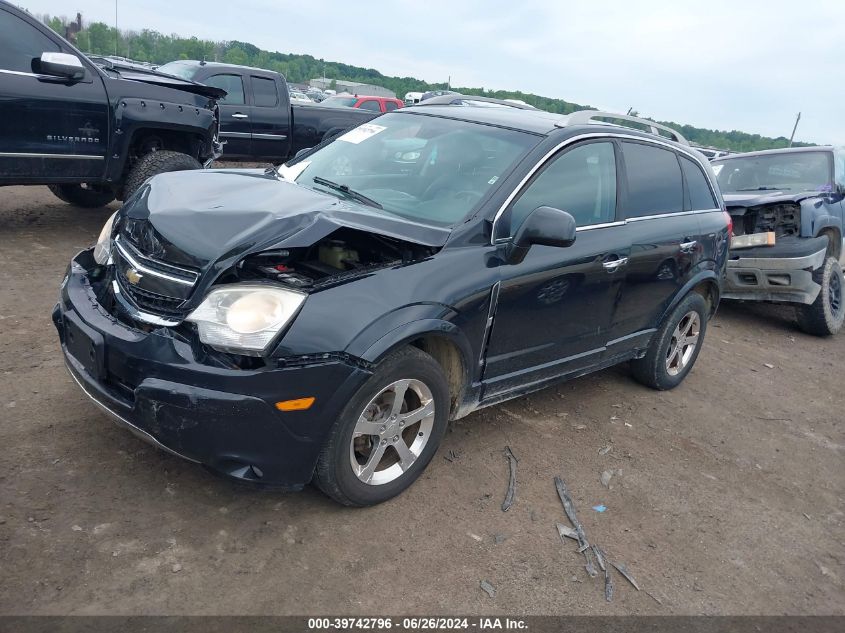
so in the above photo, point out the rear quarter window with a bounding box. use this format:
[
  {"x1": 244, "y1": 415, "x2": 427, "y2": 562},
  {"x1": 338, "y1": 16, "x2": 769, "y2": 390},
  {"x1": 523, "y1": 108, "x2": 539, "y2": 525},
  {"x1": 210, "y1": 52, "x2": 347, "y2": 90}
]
[{"x1": 680, "y1": 156, "x2": 717, "y2": 210}]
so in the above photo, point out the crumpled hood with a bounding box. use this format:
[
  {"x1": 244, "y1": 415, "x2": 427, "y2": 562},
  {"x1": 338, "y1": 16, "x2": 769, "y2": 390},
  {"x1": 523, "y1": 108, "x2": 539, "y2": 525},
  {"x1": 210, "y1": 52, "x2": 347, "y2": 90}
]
[
  {"x1": 723, "y1": 190, "x2": 824, "y2": 209},
  {"x1": 119, "y1": 168, "x2": 450, "y2": 273}
]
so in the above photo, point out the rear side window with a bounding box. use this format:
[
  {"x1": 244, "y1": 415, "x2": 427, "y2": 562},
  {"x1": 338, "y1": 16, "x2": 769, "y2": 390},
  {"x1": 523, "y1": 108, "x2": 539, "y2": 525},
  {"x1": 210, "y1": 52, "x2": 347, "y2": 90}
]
[
  {"x1": 251, "y1": 76, "x2": 278, "y2": 107},
  {"x1": 680, "y1": 156, "x2": 717, "y2": 210},
  {"x1": 384, "y1": 101, "x2": 400, "y2": 112},
  {"x1": 622, "y1": 142, "x2": 684, "y2": 217},
  {"x1": 358, "y1": 100, "x2": 382, "y2": 112},
  {"x1": 0, "y1": 9, "x2": 60, "y2": 73},
  {"x1": 204, "y1": 74, "x2": 245, "y2": 105},
  {"x1": 508, "y1": 141, "x2": 617, "y2": 233}
]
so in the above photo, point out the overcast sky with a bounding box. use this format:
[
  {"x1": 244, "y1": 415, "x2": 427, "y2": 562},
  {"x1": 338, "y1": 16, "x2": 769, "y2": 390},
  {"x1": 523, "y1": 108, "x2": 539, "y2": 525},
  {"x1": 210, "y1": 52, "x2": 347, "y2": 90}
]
[{"x1": 19, "y1": 0, "x2": 845, "y2": 144}]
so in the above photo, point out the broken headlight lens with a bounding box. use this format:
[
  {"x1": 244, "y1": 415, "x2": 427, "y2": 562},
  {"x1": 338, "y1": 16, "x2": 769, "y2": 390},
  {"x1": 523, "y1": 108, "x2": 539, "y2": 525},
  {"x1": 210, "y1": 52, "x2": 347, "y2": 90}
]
[
  {"x1": 93, "y1": 211, "x2": 118, "y2": 265},
  {"x1": 185, "y1": 284, "x2": 306, "y2": 355}
]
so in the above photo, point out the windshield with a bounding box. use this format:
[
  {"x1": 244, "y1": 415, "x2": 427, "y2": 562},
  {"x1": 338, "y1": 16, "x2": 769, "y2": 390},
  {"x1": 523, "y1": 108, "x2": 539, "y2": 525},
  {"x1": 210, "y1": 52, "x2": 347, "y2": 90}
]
[
  {"x1": 713, "y1": 151, "x2": 832, "y2": 193},
  {"x1": 321, "y1": 96, "x2": 359, "y2": 108},
  {"x1": 290, "y1": 112, "x2": 540, "y2": 226},
  {"x1": 156, "y1": 61, "x2": 197, "y2": 81}
]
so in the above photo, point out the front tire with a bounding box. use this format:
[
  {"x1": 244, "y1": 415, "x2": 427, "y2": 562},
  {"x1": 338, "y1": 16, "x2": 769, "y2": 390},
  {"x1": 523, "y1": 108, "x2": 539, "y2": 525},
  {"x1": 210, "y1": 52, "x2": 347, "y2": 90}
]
[
  {"x1": 314, "y1": 347, "x2": 450, "y2": 506},
  {"x1": 123, "y1": 150, "x2": 202, "y2": 200},
  {"x1": 47, "y1": 183, "x2": 115, "y2": 208},
  {"x1": 631, "y1": 292, "x2": 708, "y2": 390},
  {"x1": 796, "y1": 257, "x2": 844, "y2": 336}
]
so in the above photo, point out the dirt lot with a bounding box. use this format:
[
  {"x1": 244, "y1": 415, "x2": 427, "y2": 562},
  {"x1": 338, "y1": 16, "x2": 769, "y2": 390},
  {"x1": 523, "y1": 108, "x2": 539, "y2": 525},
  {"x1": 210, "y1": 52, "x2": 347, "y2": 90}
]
[{"x1": 0, "y1": 184, "x2": 843, "y2": 616}]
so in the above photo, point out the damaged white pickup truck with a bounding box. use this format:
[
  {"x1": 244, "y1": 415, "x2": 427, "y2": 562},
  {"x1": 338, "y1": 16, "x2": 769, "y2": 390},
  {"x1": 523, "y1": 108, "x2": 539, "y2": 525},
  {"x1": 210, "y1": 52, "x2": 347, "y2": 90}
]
[{"x1": 713, "y1": 146, "x2": 845, "y2": 336}]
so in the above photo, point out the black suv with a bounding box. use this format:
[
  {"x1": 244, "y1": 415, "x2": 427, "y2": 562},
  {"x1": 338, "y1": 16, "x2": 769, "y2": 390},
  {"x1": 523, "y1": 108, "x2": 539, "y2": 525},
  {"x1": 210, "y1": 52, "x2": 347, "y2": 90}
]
[{"x1": 53, "y1": 105, "x2": 730, "y2": 505}]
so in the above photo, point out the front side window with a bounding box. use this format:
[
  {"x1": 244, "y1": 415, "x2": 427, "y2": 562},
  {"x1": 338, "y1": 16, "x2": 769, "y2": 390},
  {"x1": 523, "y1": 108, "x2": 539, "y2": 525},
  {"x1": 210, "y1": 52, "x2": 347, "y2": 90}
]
[
  {"x1": 712, "y1": 151, "x2": 833, "y2": 193},
  {"x1": 251, "y1": 76, "x2": 278, "y2": 107},
  {"x1": 504, "y1": 142, "x2": 617, "y2": 236},
  {"x1": 680, "y1": 156, "x2": 717, "y2": 210},
  {"x1": 0, "y1": 9, "x2": 60, "y2": 73},
  {"x1": 204, "y1": 74, "x2": 245, "y2": 105},
  {"x1": 622, "y1": 142, "x2": 684, "y2": 217},
  {"x1": 292, "y1": 112, "x2": 539, "y2": 227},
  {"x1": 358, "y1": 100, "x2": 382, "y2": 112}
]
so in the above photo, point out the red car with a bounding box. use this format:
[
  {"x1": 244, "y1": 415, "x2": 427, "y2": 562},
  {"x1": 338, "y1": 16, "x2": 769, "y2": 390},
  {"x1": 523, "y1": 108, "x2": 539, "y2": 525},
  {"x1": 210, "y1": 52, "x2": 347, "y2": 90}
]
[{"x1": 320, "y1": 94, "x2": 404, "y2": 113}]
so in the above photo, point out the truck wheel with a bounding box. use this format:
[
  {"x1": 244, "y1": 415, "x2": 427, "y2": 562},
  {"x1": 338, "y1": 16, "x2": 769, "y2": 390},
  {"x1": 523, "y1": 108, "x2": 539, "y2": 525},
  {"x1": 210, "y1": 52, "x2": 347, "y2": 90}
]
[
  {"x1": 47, "y1": 184, "x2": 115, "y2": 208},
  {"x1": 313, "y1": 346, "x2": 450, "y2": 506},
  {"x1": 796, "y1": 257, "x2": 844, "y2": 336},
  {"x1": 123, "y1": 150, "x2": 201, "y2": 200},
  {"x1": 631, "y1": 292, "x2": 708, "y2": 390}
]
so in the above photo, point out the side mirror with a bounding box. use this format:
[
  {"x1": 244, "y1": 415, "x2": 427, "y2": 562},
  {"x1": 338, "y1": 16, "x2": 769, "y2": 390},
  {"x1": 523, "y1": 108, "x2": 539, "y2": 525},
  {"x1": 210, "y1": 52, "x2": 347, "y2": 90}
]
[
  {"x1": 39, "y1": 52, "x2": 85, "y2": 80},
  {"x1": 506, "y1": 206, "x2": 577, "y2": 264}
]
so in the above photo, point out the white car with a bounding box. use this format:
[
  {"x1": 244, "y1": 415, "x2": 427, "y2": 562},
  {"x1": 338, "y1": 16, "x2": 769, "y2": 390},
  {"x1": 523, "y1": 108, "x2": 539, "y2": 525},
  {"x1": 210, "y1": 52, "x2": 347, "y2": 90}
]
[{"x1": 290, "y1": 91, "x2": 313, "y2": 104}]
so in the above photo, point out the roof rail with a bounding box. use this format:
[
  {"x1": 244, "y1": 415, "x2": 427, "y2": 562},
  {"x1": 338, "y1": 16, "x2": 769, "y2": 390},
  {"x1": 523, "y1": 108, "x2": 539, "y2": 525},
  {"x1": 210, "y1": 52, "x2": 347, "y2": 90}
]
[
  {"x1": 560, "y1": 111, "x2": 689, "y2": 146},
  {"x1": 414, "y1": 94, "x2": 538, "y2": 110}
]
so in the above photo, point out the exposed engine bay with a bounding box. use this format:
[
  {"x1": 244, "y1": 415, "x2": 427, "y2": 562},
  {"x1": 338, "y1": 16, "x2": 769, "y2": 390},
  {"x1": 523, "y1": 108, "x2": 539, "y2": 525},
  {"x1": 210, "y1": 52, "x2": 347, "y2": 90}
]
[
  {"x1": 231, "y1": 228, "x2": 437, "y2": 289},
  {"x1": 729, "y1": 203, "x2": 800, "y2": 238}
]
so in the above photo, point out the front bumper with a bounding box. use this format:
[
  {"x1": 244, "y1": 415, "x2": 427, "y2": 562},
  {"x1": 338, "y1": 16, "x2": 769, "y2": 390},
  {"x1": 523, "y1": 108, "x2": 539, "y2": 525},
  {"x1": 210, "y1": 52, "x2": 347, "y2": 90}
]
[
  {"x1": 723, "y1": 235, "x2": 828, "y2": 305},
  {"x1": 53, "y1": 250, "x2": 371, "y2": 488}
]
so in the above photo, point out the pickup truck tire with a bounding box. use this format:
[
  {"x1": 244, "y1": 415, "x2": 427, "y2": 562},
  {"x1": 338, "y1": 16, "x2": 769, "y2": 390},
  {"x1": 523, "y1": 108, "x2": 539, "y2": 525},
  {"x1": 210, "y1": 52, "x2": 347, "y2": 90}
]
[
  {"x1": 631, "y1": 292, "x2": 708, "y2": 390},
  {"x1": 47, "y1": 184, "x2": 115, "y2": 208},
  {"x1": 796, "y1": 257, "x2": 844, "y2": 336},
  {"x1": 313, "y1": 346, "x2": 450, "y2": 506},
  {"x1": 124, "y1": 150, "x2": 202, "y2": 200}
]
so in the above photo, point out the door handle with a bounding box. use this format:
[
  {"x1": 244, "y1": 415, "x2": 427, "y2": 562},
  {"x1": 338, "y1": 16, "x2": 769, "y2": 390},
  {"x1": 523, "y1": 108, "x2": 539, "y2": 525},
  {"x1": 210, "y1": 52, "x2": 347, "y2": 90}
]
[
  {"x1": 602, "y1": 257, "x2": 628, "y2": 272},
  {"x1": 231, "y1": 113, "x2": 249, "y2": 119},
  {"x1": 680, "y1": 240, "x2": 697, "y2": 253}
]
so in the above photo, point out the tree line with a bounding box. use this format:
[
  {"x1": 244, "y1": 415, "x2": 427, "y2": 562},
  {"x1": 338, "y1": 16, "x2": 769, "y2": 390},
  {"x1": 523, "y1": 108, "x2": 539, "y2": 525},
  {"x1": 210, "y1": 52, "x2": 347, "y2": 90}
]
[{"x1": 38, "y1": 14, "x2": 809, "y2": 152}]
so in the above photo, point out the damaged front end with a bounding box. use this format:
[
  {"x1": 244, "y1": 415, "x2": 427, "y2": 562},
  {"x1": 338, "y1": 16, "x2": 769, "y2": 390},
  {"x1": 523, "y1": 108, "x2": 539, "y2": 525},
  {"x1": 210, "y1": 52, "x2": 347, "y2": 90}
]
[
  {"x1": 52, "y1": 168, "x2": 447, "y2": 486},
  {"x1": 724, "y1": 194, "x2": 830, "y2": 304}
]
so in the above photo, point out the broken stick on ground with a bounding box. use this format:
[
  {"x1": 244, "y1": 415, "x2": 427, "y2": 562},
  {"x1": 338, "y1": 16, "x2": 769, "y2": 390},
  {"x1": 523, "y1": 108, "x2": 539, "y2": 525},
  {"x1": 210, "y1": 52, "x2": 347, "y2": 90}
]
[{"x1": 501, "y1": 446, "x2": 518, "y2": 512}]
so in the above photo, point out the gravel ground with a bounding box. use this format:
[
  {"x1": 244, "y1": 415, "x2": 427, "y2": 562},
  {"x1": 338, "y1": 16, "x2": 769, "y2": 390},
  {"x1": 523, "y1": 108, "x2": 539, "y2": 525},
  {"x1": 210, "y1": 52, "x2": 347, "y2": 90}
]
[{"x1": 0, "y1": 184, "x2": 843, "y2": 615}]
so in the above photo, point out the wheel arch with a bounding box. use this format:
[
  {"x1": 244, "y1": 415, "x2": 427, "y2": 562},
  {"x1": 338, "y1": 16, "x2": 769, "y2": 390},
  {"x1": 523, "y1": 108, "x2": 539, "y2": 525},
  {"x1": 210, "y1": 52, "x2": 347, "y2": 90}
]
[
  {"x1": 660, "y1": 270, "x2": 721, "y2": 325},
  {"x1": 356, "y1": 319, "x2": 475, "y2": 419}
]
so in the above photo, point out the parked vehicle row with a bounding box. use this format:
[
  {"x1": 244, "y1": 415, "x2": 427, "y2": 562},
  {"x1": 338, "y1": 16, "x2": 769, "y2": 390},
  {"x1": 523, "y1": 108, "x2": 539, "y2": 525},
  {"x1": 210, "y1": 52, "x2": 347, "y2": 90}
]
[{"x1": 52, "y1": 105, "x2": 730, "y2": 505}]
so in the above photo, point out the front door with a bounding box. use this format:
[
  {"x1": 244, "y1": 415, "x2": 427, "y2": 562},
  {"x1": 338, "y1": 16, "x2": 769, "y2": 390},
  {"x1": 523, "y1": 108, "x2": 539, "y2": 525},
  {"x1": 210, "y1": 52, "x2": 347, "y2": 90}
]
[
  {"x1": 0, "y1": 6, "x2": 108, "y2": 183},
  {"x1": 199, "y1": 72, "x2": 252, "y2": 159},
  {"x1": 483, "y1": 140, "x2": 629, "y2": 397}
]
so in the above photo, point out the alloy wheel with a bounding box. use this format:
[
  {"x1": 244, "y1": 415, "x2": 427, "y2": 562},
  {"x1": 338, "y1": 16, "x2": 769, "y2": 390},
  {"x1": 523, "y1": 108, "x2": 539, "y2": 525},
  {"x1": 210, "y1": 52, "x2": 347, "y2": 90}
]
[
  {"x1": 349, "y1": 379, "x2": 436, "y2": 485},
  {"x1": 665, "y1": 311, "x2": 700, "y2": 376}
]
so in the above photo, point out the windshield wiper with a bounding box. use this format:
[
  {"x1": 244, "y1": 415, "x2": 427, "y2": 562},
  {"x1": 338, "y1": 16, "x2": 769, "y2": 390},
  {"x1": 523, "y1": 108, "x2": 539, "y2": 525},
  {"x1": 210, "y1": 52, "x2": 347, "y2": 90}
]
[
  {"x1": 311, "y1": 176, "x2": 383, "y2": 209},
  {"x1": 736, "y1": 186, "x2": 791, "y2": 191}
]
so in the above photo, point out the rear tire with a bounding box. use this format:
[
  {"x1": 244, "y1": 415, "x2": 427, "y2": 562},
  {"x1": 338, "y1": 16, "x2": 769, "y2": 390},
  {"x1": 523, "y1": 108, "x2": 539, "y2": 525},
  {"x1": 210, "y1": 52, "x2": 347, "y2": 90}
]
[
  {"x1": 313, "y1": 346, "x2": 450, "y2": 506},
  {"x1": 47, "y1": 183, "x2": 115, "y2": 208},
  {"x1": 631, "y1": 292, "x2": 708, "y2": 390},
  {"x1": 796, "y1": 257, "x2": 844, "y2": 336},
  {"x1": 123, "y1": 150, "x2": 201, "y2": 200}
]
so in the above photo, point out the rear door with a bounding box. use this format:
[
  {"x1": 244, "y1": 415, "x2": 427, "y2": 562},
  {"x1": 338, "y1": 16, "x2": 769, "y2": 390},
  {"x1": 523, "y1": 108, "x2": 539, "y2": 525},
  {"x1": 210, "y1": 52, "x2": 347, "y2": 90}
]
[
  {"x1": 200, "y1": 72, "x2": 251, "y2": 158},
  {"x1": 0, "y1": 5, "x2": 108, "y2": 183},
  {"x1": 482, "y1": 140, "x2": 630, "y2": 397},
  {"x1": 248, "y1": 75, "x2": 292, "y2": 161},
  {"x1": 609, "y1": 141, "x2": 708, "y2": 344}
]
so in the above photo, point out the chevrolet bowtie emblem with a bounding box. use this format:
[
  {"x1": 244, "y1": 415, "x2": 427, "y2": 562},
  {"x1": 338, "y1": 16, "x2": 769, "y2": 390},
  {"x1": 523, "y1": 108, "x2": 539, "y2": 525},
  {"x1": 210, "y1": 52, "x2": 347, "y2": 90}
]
[{"x1": 126, "y1": 268, "x2": 143, "y2": 285}]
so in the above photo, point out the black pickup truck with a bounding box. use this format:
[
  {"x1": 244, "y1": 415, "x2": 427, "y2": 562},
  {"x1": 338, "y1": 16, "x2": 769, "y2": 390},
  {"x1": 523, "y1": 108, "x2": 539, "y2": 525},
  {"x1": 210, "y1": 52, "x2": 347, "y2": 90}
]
[
  {"x1": 0, "y1": 0, "x2": 225, "y2": 207},
  {"x1": 157, "y1": 60, "x2": 378, "y2": 162}
]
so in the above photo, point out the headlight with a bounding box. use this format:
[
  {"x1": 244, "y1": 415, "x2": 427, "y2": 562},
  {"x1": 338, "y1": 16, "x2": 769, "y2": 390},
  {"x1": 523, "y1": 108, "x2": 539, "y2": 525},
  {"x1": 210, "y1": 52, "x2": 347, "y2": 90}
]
[
  {"x1": 93, "y1": 211, "x2": 118, "y2": 265},
  {"x1": 185, "y1": 284, "x2": 306, "y2": 355}
]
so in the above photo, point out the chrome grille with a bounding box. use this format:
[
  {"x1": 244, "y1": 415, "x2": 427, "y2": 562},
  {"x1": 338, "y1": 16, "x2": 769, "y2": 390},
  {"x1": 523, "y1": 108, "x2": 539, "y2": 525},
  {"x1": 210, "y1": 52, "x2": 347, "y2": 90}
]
[{"x1": 111, "y1": 236, "x2": 199, "y2": 321}]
